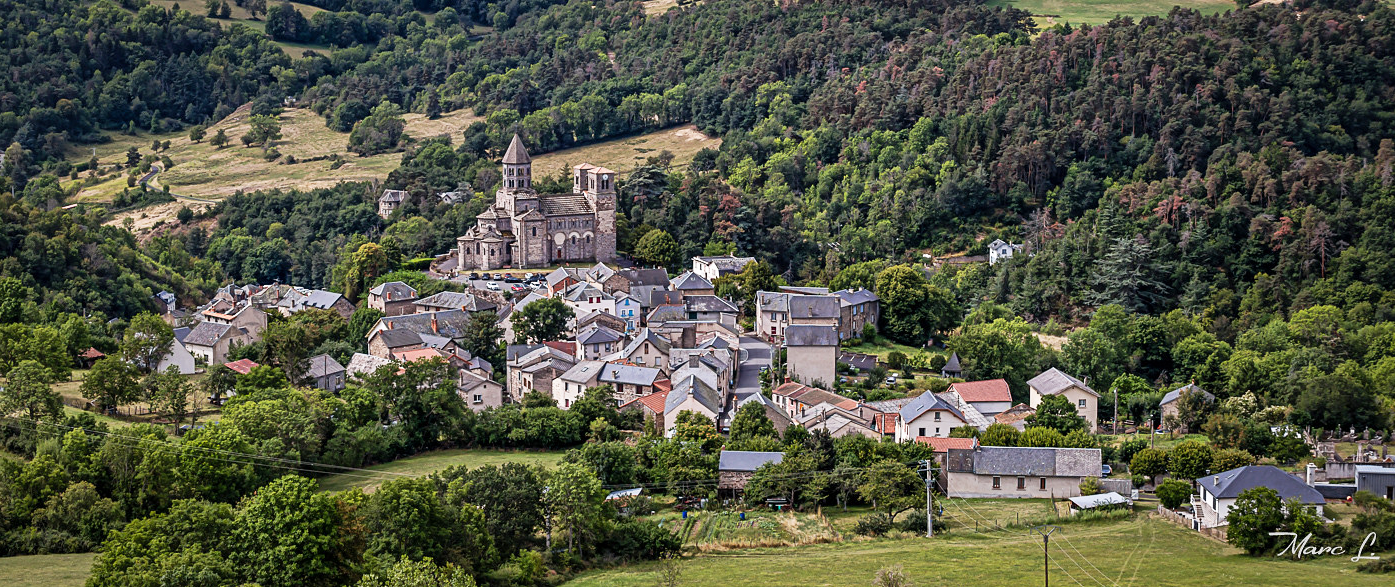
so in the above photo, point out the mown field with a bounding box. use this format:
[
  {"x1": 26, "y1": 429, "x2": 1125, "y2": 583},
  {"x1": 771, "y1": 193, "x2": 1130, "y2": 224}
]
[
  {"x1": 529, "y1": 124, "x2": 720, "y2": 181},
  {"x1": 0, "y1": 553, "x2": 95, "y2": 587},
  {"x1": 569, "y1": 515, "x2": 1385, "y2": 586},
  {"x1": 315, "y1": 448, "x2": 567, "y2": 493},
  {"x1": 987, "y1": 0, "x2": 1237, "y2": 25}
]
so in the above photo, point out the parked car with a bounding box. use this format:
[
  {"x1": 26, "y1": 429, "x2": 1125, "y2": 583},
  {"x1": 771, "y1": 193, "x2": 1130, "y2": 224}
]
[
  {"x1": 510, "y1": 285, "x2": 526, "y2": 292},
  {"x1": 1101, "y1": 465, "x2": 1113, "y2": 476},
  {"x1": 486, "y1": 282, "x2": 500, "y2": 291},
  {"x1": 505, "y1": 276, "x2": 522, "y2": 283},
  {"x1": 884, "y1": 375, "x2": 897, "y2": 385},
  {"x1": 468, "y1": 272, "x2": 479, "y2": 280}
]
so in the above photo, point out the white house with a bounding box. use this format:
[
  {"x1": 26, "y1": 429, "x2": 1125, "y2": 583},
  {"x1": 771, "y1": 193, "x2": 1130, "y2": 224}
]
[
  {"x1": 155, "y1": 337, "x2": 196, "y2": 375},
  {"x1": 896, "y1": 392, "x2": 969, "y2": 441},
  {"x1": 1194, "y1": 465, "x2": 1325, "y2": 528},
  {"x1": 559, "y1": 282, "x2": 615, "y2": 319},
  {"x1": 614, "y1": 292, "x2": 641, "y2": 332},
  {"x1": 988, "y1": 239, "x2": 1024, "y2": 265}
]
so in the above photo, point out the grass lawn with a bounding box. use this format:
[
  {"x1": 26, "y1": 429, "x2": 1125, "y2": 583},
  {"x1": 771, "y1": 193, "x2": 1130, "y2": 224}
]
[
  {"x1": 0, "y1": 553, "x2": 95, "y2": 587},
  {"x1": 840, "y1": 339, "x2": 943, "y2": 362},
  {"x1": 986, "y1": 0, "x2": 1236, "y2": 25},
  {"x1": 316, "y1": 448, "x2": 567, "y2": 493},
  {"x1": 529, "y1": 125, "x2": 720, "y2": 181},
  {"x1": 1100, "y1": 432, "x2": 1210, "y2": 451},
  {"x1": 569, "y1": 515, "x2": 1385, "y2": 586}
]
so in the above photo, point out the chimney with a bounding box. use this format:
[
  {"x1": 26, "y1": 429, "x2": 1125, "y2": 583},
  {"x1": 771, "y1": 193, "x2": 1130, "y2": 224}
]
[
  {"x1": 387, "y1": 321, "x2": 394, "y2": 329},
  {"x1": 1306, "y1": 462, "x2": 1317, "y2": 486},
  {"x1": 431, "y1": 316, "x2": 439, "y2": 333},
  {"x1": 1213, "y1": 475, "x2": 1219, "y2": 485},
  {"x1": 688, "y1": 355, "x2": 699, "y2": 369}
]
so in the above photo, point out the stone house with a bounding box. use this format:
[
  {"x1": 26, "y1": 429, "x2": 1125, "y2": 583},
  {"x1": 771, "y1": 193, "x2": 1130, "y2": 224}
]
[
  {"x1": 682, "y1": 295, "x2": 739, "y2": 326},
  {"x1": 378, "y1": 189, "x2": 407, "y2": 219},
  {"x1": 718, "y1": 451, "x2": 784, "y2": 495},
  {"x1": 598, "y1": 362, "x2": 663, "y2": 405},
  {"x1": 182, "y1": 321, "x2": 250, "y2": 365},
  {"x1": 200, "y1": 304, "x2": 267, "y2": 341},
  {"x1": 459, "y1": 369, "x2": 505, "y2": 412},
  {"x1": 603, "y1": 328, "x2": 672, "y2": 374},
  {"x1": 413, "y1": 291, "x2": 497, "y2": 315},
  {"x1": 613, "y1": 268, "x2": 671, "y2": 309},
  {"x1": 577, "y1": 310, "x2": 628, "y2": 334},
  {"x1": 946, "y1": 379, "x2": 1014, "y2": 418},
  {"x1": 277, "y1": 289, "x2": 355, "y2": 320},
  {"x1": 663, "y1": 369, "x2": 726, "y2": 437},
  {"x1": 577, "y1": 324, "x2": 626, "y2": 360},
  {"x1": 620, "y1": 390, "x2": 670, "y2": 431},
  {"x1": 560, "y1": 282, "x2": 615, "y2": 318},
  {"x1": 755, "y1": 291, "x2": 839, "y2": 341},
  {"x1": 669, "y1": 272, "x2": 715, "y2": 299},
  {"x1": 305, "y1": 354, "x2": 347, "y2": 392},
  {"x1": 1159, "y1": 383, "x2": 1215, "y2": 424},
  {"x1": 366, "y1": 282, "x2": 418, "y2": 317},
  {"x1": 833, "y1": 288, "x2": 879, "y2": 341},
  {"x1": 554, "y1": 360, "x2": 603, "y2": 408},
  {"x1": 795, "y1": 404, "x2": 879, "y2": 438},
  {"x1": 944, "y1": 446, "x2": 1102, "y2": 499},
  {"x1": 784, "y1": 324, "x2": 838, "y2": 388},
  {"x1": 1028, "y1": 368, "x2": 1100, "y2": 432},
  {"x1": 734, "y1": 393, "x2": 793, "y2": 435},
  {"x1": 506, "y1": 344, "x2": 575, "y2": 401},
  {"x1": 367, "y1": 329, "x2": 425, "y2": 359},
  {"x1": 367, "y1": 310, "x2": 475, "y2": 347}
]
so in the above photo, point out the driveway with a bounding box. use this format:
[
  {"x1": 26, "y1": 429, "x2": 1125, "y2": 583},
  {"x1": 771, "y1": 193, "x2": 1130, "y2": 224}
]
[{"x1": 735, "y1": 335, "x2": 772, "y2": 401}]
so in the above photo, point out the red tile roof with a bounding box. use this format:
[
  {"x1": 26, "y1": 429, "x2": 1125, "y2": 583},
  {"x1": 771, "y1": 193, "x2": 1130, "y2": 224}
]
[
  {"x1": 79, "y1": 347, "x2": 105, "y2": 359},
  {"x1": 773, "y1": 382, "x2": 815, "y2": 398},
  {"x1": 653, "y1": 379, "x2": 672, "y2": 393},
  {"x1": 224, "y1": 359, "x2": 260, "y2": 375},
  {"x1": 949, "y1": 379, "x2": 1012, "y2": 403},
  {"x1": 621, "y1": 390, "x2": 669, "y2": 414},
  {"x1": 543, "y1": 340, "x2": 577, "y2": 355},
  {"x1": 394, "y1": 348, "x2": 447, "y2": 363},
  {"x1": 916, "y1": 436, "x2": 979, "y2": 452}
]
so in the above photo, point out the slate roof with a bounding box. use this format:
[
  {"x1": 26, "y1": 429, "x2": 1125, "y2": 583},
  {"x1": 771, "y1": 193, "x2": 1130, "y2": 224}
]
[
  {"x1": 546, "y1": 267, "x2": 583, "y2": 288},
  {"x1": 372, "y1": 328, "x2": 425, "y2": 349},
  {"x1": 620, "y1": 268, "x2": 671, "y2": 287},
  {"x1": 1027, "y1": 368, "x2": 1098, "y2": 397},
  {"x1": 559, "y1": 360, "x2": 604, "y2": 384},
  {"x1": 784, "y1": 324, "x2": 838, "y2": 346},
  {"x1": 458, "y1": 369, "x2": 497, "y2": 393},
  {"x1": 1197, "y1": 465, "x2": 1324, "y2": 503},
  {"x1": 664, "y1": 373, "x2": 723, "y2": 415},
  {"x1": 578, "y1": 325, "x2": 625, "y2": 346},
  {"x1": 376, "y1": 310, "x2": 474, "y2": 340},
  {"x1": 833, "y1": 288, "x2": 879, "y2": 306},
  {"x1": 781, "y1": 286, "x2": 831, "y2": 295},
  {"x1": 899, "y1": 391, "x2": 967, "y2": 423},
  {"x1": 617, "y1": 328, "x2": 671, "y2": 358},
  {"x1": 837, "y1": 351, "x2": 877, "y2": 371},
  {"x1": 788, "y1": 295, "x2": 840, "y2": 319},
  {"x1": 346, "y1": 353, "x2": 394, "y2": 378},
  {"x1": 685, "y1": 295, "x2": 738, "y2": 314},
  {"x1": 506, "y1": 344, "x2": 544, "y2": 362},
  {"x1": 599, "y1": 363, "x2": 661, "y2": 387},
  {"x1": 502, "y1": 134, "x2": 531, "y2": 164},
  {"x1": 562, "y1": 282, "x2": 610, "y2": 302},
  {"x1": 415, "y1": 291, "x2": 496, "y2": 312},
  {"x1": 1160, "y1": 383, "x2": 1215, "y2": 406},
  {"x1": 173, "y1": 327, "x2": 191, "y2": 343},
  {"x1": 588, "y1": 262, "x2": 616, "y2": 283},
  {"x1": 670, "y1": 271, "x2": 713, "y2": 291},
  {"x1": 646, "y1": 304, "x2": 686, "y2": 324},
  {"x1": 306, "y1": 354, "x2": 346, "y2": 378},
  {"x1": 718, "y1": 451, "x2": 785, "y2": 472},
  {"x1": 950, "y1": 379, "x2": 1012, "y2": 403},
  {"x1": 693, "y1": 255, "x2": 756, "y2": 275},
  {"x1": 577, "y1": 310, "x2": 627, "y2": 330},
  {"x1": 368, "y1": 281, "x2": 417, "y2": 299},
  {"x1": 756, "y1": 291, "x2": 790, "y2": 312},
  {"x1": 943, "y1": 352, "x2": 962, "y2": 373},
  {"x1": 379, "y1": 189, "x2": 407, "y2": 203},
  {"x1": 951, "y1": 446, "x2": 1102, "y2": 477},
  {"x1": 183, "y1": 321, "x2": 235, "y2": 347}
]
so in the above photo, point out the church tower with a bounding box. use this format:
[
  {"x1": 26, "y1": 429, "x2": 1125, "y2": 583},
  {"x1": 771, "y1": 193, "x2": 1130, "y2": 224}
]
[
  {"x1": 498, "y1": 134, "x2": 537, "y2": 217},
  {"x1": 577, "y1": 164, "x2": 617, "y2": 263}
]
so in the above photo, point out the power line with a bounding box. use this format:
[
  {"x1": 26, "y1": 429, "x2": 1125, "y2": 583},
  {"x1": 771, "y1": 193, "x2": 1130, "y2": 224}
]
[{"x1": 1054, "y1": 531, "x2": 1120, "y2": 587}]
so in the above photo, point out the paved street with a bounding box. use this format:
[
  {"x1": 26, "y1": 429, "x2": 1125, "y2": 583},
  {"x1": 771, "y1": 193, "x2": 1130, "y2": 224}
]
[{"x1": 735, "y1": 335, "x2": 772, "y2": 401}]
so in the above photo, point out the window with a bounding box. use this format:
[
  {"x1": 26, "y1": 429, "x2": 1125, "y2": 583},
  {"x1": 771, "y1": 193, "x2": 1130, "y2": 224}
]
[
  {"x1": 934, "y1": 412, "x2": 941, "y2": 421},
  {"x1": 1078, "y1": 399, "x2": 1087, "y2": 408},
  {"x1": 1017, "y1": 477, "x2": 1026, "y2": 490},
  {"x1": 918, "y1": 427, "x2": 925, "y2": 437},
  {"x1": 473, "y1": 394, "x2": 483, "y2": 404},
  {"x1": 934, "y1": 428, "x2": 940, "y2": 435},
  {"x1": 531, "y1": 227, "x2": 536, "y2": 236},
  {"x1": 992, "y1": 476, "x2": 1001, "y2": 490}
]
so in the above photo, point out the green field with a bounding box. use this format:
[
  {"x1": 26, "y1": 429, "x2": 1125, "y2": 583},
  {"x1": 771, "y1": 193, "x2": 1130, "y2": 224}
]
[
  {"x1": 0, "y1": 553, "x2": 95, "y2": 587},
  {"x1": 529, "y1": 124, "x2": 721, "y2": 181},
  {"x1": 316, "y1": 448, "x2": 567, "y2": 493},
  {"x1": 987, "y1": 0, "x2": 1237, "y2": 25},
  {"x1": 569, "y1": 516, "x2": 1384, "y2": 586}
]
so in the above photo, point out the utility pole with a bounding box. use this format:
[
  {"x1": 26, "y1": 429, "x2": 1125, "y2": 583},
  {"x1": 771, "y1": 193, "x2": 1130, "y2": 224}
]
[
  {"x1": 1030, "y1": 525, "x2": 1060, "y2": 587},
  {"x1": 1112, "y1": 386, "x2": 1119, "y2": 436},
  {"x1": 918, "y1": 460, "x2": 936, "y2": 537}
]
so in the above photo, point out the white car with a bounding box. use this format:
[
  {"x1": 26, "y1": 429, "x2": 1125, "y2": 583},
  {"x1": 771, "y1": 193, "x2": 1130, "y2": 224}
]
[
  {"x1": 884, "y1": 376, "x2": 897, "y2": 385},
  {"x1": 486, "y1": 282, "x2": 500, "y2": 291}
]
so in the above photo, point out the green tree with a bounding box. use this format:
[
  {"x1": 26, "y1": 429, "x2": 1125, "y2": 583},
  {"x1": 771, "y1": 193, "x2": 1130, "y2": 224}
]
[
  {"x1": 1062, "y1": 429, "x2": 1097, "y2": 449},
  {"x1": 203, "y1": 364, "x2": 238, "y2": 405},
  {"x1": 1202, "y1": 413, "x2": 1245, "y2": 449},
  {"x1": 1226, "y1": 487, "x2": 1285, "y2": 555},
  {"x1": 513, "y1": 297, "x2": 573, "y2": 344},
  {"x1": 348, "y1": 307, "x2": 386, "y2": 346},
  {"x1": 728, "y1": 401, "x2": 778, "y2": 448},
  {"x1": 348, "y1": 101, "x2": 409, "y2": 156},
  {"x1": 343, "y1": 242, "x2": 390, "y2": 303},
  {"x1": 460, "y1": 312, "x2": 504, "y2": 377},
  {"x1": 950, "y1": 317, "x2": 1044, "y2": 396},
  {"x1": 210, "y1": 128, "x2": 229, "y2": 148},
  {"x1": 1088, "y1": 236, "x2": 1168, "y2": 313},
  {"x1": 980, "y1": 423, "x2": 1020, "y2": 446},
  {"x1": 356, "y1": 556, "x2": 478, "y2": 587},
  {"x1": 874, "y1": 264, "x2": 957, "y2": 345},
  {"x1": 1211, "y1": 448, "x2": 1255, "y2": 473},
  {"x1": 857, "y1": 460, "x2": 921, "y2": 522},
  {"x1": 244, "y1": 114, "x2": 282, "y2": 152},
  {"x1": 634, "y1": 229, "x2": 680, "y2": 269},
  {"x1": 545, "y1": 462, "x2": 605, "y2": 554},
  {"x1": 1018, "y1": 426, "x2": 1064, "y2": 447},
  {"x1": 1024, "y1": 394, "x2": 1086, "y2": 434},
  {"x1": 745, "y1": 451, "x2": 824, "y2": 507},
  {"x1": 1129, "y1": 448, "x2": 1168, "y2": 482},
  {"x1": 439, "y1": 462, "x2": 545, "y2": 557},
  {"x1": 143, "y1": 366, "x2": 191, "y2": 427},
  {"x1": 361, "y1": 358, "x2": 466, "y2": 452},
  {"x1": 231, "y1": 475, "x2": 356, "y2": 587},
  {"x1": 1155, "y1": 478, "x2": 1193, "y2": 509},
  {"x1": 177, "y1": 424, "x2": 257, "y2": 502},
  {"x1": 122, "y1": 312, "x2": 174, "y2": 374},
  {"x1": 1167, "y1": 440, "x2": 1214, "y2": 480},
  {"x1": 0, "y1": 360, "x2": 62, "y2": 422},
  {"x1": 189, "y1": 125, "x2": 206, "y2": 143},
  {"x1": 81, "y1": 357, "x2": 140, "y2": 412},
  {"x1": 363, "y1": 478, "x2": 493, "y2": 571}
]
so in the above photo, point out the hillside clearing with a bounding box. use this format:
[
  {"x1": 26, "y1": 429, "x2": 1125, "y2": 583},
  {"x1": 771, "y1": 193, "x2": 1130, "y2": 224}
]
[
  {"x1": 569, "y1": 515, "x2": 1381, "y2": 587},
  {"x1": 987, "y1": 0, "x2": 1236, "y2": 25},
  {"x1": 315, "y1": 448, "x2": 567, "y2": 493},
  {"x1": 530, "y1": 125, "x2": 719, "y2": 181}
]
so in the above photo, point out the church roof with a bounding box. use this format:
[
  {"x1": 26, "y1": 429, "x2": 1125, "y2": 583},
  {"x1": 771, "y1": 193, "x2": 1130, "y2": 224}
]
[
  {"x1": 503, "y1": 134, "x2": 531, "y2": 164},
  {"x1": 538, "y1": 193, "x2": 594, "y2": 215},
  {"x1": 518, "y1": 209, "x2": 546, "y2": 221}
]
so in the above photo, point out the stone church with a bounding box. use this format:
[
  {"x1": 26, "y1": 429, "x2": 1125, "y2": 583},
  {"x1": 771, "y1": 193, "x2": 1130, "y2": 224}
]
[{"x1": 456, "y1": 135, "x2": 617, "y2": 270}]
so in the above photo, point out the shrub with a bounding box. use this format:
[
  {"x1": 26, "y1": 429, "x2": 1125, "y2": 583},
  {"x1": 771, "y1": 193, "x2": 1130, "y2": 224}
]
[
  {"x1": 1116, "y1": 438, "x2": 1149, "y2": 465},
  {"x1": 1155, "y1": 479, "x2": 1193, "y2": 509},
  {"x1": 893, "y1": 509, "x2": 946, "y2": 534},
  {"x1": 854, "y1": 513, "x2": 892, "y2": 536},
  {"x1": 598, "y1": 520, "x2": 681, "y2": 562},
  {"x1": 1078, "y1": 477, "x2": 1102, "y2": 496}
]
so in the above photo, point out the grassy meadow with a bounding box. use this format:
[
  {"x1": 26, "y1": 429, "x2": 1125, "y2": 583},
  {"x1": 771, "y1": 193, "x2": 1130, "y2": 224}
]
[
  {"x1": 987, "y1": 0, "x2": 1237, "y2": 25},
  {"x1": 529, "y1": 124, "x2": 720, "y2": 181},
  {"x1": 569, "y1": 515, "x2": 1385, "y2": 587},
  {"x1": 315, "y1": 448, "x2": 567, "y2": 493},
  {"x1": 0, "y1": 553, "x2": 96, "y2": 587}
]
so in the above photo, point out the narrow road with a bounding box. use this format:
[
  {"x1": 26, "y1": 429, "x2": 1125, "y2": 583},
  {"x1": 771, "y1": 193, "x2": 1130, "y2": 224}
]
[{"x1": 735, "y1": 335, "x2": 772, "y2": 401}]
